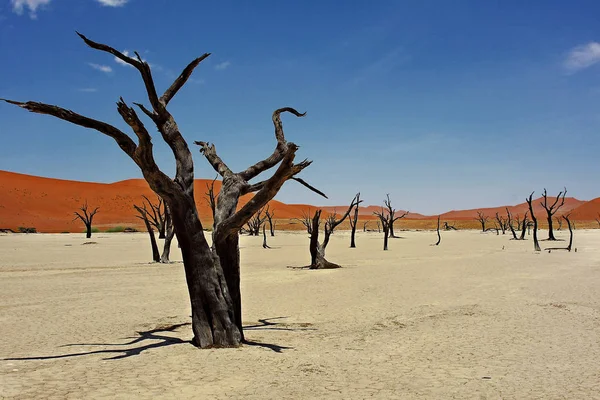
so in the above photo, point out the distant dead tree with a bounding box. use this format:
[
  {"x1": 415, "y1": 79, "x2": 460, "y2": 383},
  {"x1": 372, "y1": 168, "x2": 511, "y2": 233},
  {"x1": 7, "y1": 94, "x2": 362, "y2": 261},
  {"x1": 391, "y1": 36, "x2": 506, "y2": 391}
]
[
  {"x1": 376, "y1": 220, "x2": 381, "y2": 233},
  {"x1": 3, "y1": 32, "x2": 327, "y2": 347},
  {"x1": 160, "y1": 205, "x2": 176, "y2": 263},
  {"x1": 476, "y1": 211, "x2": 489, "y2": 232},
  {"x1": 134, "y1": 202, "x2": 160, "y2": 262},
  {"x1": 495, "y1": 212, "x2": 507, "y2": 235},
  {"x1": 373, "y1": 207, "x2": 391, "y2": 250},
  {"x1": 518, "y1": 211, "x2": 529, "y2": 240},
  {"x1": 264, "y1": 205, "x2": 275, "y2": 236},
  {"x1": 433, "y1": 215, "x2": 441, "y2": 246},
  {"x1": 293, "y1": 209, "x2": 313, "y2": 234},
  {"x1": 246, "y1": 207, "x2": 267, "y2": 236},
  {"x1": 540, "y1": 187, "x2": 567, "y2": 241},
  {"x1": 383, "y1": 194, "x2": 408, "y2": 238},
  {"x1": 262, "y1": 225, "x2": 270, "y2": 249},
  {"x1": 73, "y1": 201, "x2": 99, "y2": 238},
  {"x1": 526, "y1": 192, "x2": 541, "y2": 251},
  {"x1": 141, "y1": 195, "x2": 167, "y2": 238},
  {"x1": 205, "y1": 175, "x2": 218, "y2": 229},
  {"x1": 443, "y1": 222, "x2": 457, "y2": 231},
  {"x1": 325, "y1": 209, "x2": 338, "y2": 235},
  {"x1": 596, "y1": 214, "x2": 600, "y2": 228},
  {"x1": 515, "y1": 214, "x2": 524, "y2": 231},
  {"x1": 308, "y1": 194, "x2": 361, "y2": 269},
  {"x1": 506, "y1": 208, "x2": 518, "y2": 240},
  {"x1": 348, "y1": 193, "x2": 361, "y2": 248},
  {"x1": 555, "y1": 216, "x2": 563, "y2": 231},
  {"x1": 546, "y1": 214, "x2": 574, "y2": 252},
  {"x1": 362, "y1": 221, "x2": 369, "y2": 232}
]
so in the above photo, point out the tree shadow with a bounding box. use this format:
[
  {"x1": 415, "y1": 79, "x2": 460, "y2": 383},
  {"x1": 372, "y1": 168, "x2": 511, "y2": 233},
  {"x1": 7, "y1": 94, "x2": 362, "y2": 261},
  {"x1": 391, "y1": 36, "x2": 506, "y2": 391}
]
[
  {"x1": 241, "y1": 317, "x2": 316, "y2": 353},
  {"x1": 5, "y1": 323, "x2": 191, "y2": 361}
]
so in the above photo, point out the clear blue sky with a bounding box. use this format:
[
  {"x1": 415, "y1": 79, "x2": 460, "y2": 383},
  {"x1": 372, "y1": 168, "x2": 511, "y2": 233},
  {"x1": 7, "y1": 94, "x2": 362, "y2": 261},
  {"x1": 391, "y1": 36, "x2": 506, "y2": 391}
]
[{"x1": 1, "y1": 0, "x2": 599, "y2": 214}]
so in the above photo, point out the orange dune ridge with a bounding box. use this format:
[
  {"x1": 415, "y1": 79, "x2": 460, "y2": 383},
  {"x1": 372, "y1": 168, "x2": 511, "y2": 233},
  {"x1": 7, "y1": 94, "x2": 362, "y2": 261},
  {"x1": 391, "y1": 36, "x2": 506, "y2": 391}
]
[{"x1": 1, "y1": 170, "x2": 599, "y2": 232}]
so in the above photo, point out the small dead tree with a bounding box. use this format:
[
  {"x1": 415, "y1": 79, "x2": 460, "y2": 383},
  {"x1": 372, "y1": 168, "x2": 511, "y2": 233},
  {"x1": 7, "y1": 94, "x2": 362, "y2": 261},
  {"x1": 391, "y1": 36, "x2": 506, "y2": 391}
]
[
  {"x1": 433, "y1": 215, "x2": 441, "y2": 246},
  {"x1": 476, "y1": 211, "x2": 489, "y2": 232},
  {"x1": 555, "y1": 216, "x2": 563, "y2": 231},
  {"x1": 383, "y1": 194, "x2": 408, "y2": 238},
  {"x1": 3, "y1": 33, "x2": 327, "y2": 347},
  {"x1": 141, "y1": 195, "x2": 167, "y2": 238},
  {"x1": 506, "y1": 208, "x2": 518, "y2": 240},
  {"x1": 160, "y1": 205, "x2": 176, "y2": 263},
  {"x1": 376, "y1": 220, "x2": 381, "y2": 233},
  {"x1": 443, "y1": 222, "x2": 457, "y2": 230},
  {"x1": 73, "y1": 201, "x2": 99, "y2": 238},
  {"x1": 596, "y1": 214, "x2": 600, "y2": 228},
  {"x1": 308, "y1": 194, "x2": 361, "y2": 269},
  {"x1": 495, "y1": 212, "x2": 507, "y2": 235},
  {"x1": 246, "y1": 207, "x2": 267, "y2": 236},
  {"x1": 264, "y1": 205, "x2": 275, "y2": 236},
  {"x1": 134, "y1": 202, "x2": 160, "y2": 262},
  {"x1": 373, "y1": 208, "x2": 391, "y2": 250},
  {"x1": 348, "y1": 193, "x2": 360, "y2": 248},
  {"x1": 519, "y1": 211, "x2": 529, "y2": 240},
  {"x1": 540, "y1": 187, "x2": 567, "y2": 241},
  {"x1": 205, "y1": 175, "x2": 218, "y2": 229},
  {"x1": 262, "y1": 225, "x2": 270, "y2": 249},
  {"x1": 526, "y1": 192, "x2": 541, "y2": 251},
  {"x1": 362, "y1": 221, "x2": 369, "y2": 232},
  {"x1": 293, "y1": 209, "x2": 313, "y2": 234}
]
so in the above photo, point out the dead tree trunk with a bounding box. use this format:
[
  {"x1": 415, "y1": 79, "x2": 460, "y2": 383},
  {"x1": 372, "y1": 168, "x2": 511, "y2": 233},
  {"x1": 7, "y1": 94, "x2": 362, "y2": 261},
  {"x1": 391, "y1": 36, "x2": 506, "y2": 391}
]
[
  {"x1": 264, "y1": 205, "x2": 275, "y2": 236},
  {"x1": 555, "y1": 216, "x2": 563, "y2": 231},
  {"x1": 2, "y1": 34, "x2": 326, "y2": 348},
  {"x1": 262, "y1": 225, "x2": 270, "y2": 249},
  {"x1": 348, "y1": 193, "x2": 360, "y2": 248},
  {"x1": 596, "y1": 214, "x2": 600, "y2": 228},
  {"x1": 384, "y1": 194, "x2": 408, "y2": 238},
  {"x1": 526, "y1": 192, "x2": 541, "y2": 251},
  {"x1": 495, "y1": 212, "x2": 507, "y2": 235},
  {"x1": 434, "y1": 215, "x2": 441, "y2": 246},
  {"x1": 134, "y1": 203, "x2": 161, "y2": 262},
  {"x1": 519, "y1": 212, "x2": 528, "y2": 240},
  {"x1": 373, "y1": 207, "x2": 391, "y2": 250},
  {"x1": 363, "y1": 221, "x2": 368, "y2": 232},
  {"x1": 160, "y1": 205, "x2": 175, "y2": 263},
  {"x1": 141, "y1": 195, "x2": 167, "y2": 239},
  {"x1": 506, "y1": 208, "x2": 518, "y2": 240},
  {"x1": 246, "y1": 207, "x2": 267, "y2": 236},
  {"x1": 564, "y1": 214, "x2": 573, "y2": 251},
  {"x1": 540, "y1": 187, "x2": 567, "y2": 241},
  {"x1": 476, "y1": 211, "x2": 489, "y2": 232},
  {"x1": 73, "y1": 201, "x2": 99, "y2": 238}
]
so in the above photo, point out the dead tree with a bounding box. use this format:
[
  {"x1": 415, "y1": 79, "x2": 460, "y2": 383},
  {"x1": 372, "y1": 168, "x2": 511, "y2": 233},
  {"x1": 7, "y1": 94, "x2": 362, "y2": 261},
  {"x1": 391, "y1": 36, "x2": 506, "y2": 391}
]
[
  {"x1": 373, "y1": 208, "x2": 391, "y2": 250},
  {"x1": 246, "y1": 207, "x2": 267, "y2": 236},
  {"x1": 348, "y1": 193, "x2": 360, "y2": 248},
  {"x1": 3, "y1": 33, "x2": 326, "y2": 348},
  {"x1": 73, "y1": 201, "x2": 99, "y2": 238},
  {"x1": 141, "y1": 195, "x2": 167, "y2": 238},
  {"x1": 376, "y1": 220, "x2": 381, "y2": 233},
  {"x1": 262, "y1": 225, "x2": 270, "y2": 249},
  {"x1": 519, "y1": 211, "x2": 528, "y2": 240},
  {"x1": 476, "y1": 211, "x2": 489, "y2": 232},
  {"x1": 293, "y1": 209, "x2": 313, "y2": 234},
  {"x1": 363, "y1": 221, "x2": 369, "y2": 232},
  {"x1": 495, "y1": 212, "x2": 507, "y2": 235},
  {"x1": 555, "y1": 216, "x2": 563, "y2": 231},
  {"x1": 160, "y1": 205, "x2": 176, "y2": 263},
  {"x1": 545, "y1": 214, "x2": 574, "y2": 252},
  {"x1": 325, "y1": 209, "x2": 338, "y2": 236},
  {"x1": 443, "y1": 222, "x2": 457, "y2": 230},
  {"x1": 596, "y1": 214, "x2": 600, "y2": 228},
  {"x1": 205, "y1": 175, "x2": 218, "y2": 229},
  {"x1": 506, "y1": 208, "x2": 518, "y2": 240},
  {"x1": 526, "y1": 192, "x2": 541, "y2": 251},
  {"x1": 134, "y1": 202, "x2": 160, "y2": 262},
  {"x1": 308, "y1": 194, "x2": 361, "y2": 269},
  {"x1": 433, "y1": 215, "x2": 441, "y2": 246},
  {"x1": 264, "y1": 205, "x2": 275, "y2": 236},
  {"x1": 540, "y1": 187, "x2": 567, "y2": 241},
  {"x1": 383, "y1": 194, "x2": 408, "y2": 238},
  {"x1": 515, "y1": 214, "x2": 523, "y2": 231}
]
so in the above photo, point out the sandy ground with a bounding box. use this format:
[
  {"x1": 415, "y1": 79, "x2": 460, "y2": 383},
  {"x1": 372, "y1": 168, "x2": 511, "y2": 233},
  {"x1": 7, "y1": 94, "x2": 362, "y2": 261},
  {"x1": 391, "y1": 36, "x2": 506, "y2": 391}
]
[{"x1": 1, "y1": 229, "x2": 600, "y2": 399}]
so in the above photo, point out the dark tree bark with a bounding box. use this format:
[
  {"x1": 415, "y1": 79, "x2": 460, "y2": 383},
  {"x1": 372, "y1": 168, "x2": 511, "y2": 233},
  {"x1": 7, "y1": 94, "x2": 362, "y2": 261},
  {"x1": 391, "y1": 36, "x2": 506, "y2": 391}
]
[
  {"x1": 540, "y1": 187, "x2": 567, "y2": 241},
  {"x1": 519, "y1": 211, "x2": 528, "y2": 240},
  {"x1": 264, "y1": 205, "x2": 275, "y2": 236},
  {"x1": 293, "y1": 209, "x2": 313, "y2": 234},
  {"x1": 205, "y1": 175, "x2": 218, "y2": 229},
  {"x1": 262, "y1": 225, "x2": 270, "y2": 249},
  {"x1": 506, "y1": 208, "x2": 518, "y2": 240},
  {"x1": 348, "y1": 193, "x2": 360, "y2": 248},
  {"x1": 476, "y1": 211, "x2": 489, "y2": 232},
  {"x1": 141, "y1": 195, "x2": 167, "y2": 238},
  {"x1": 434, "y1": 215, "x2": 441, "y2": 246},
  {"x1": 373, "y1": 207, "x2": 391, "y2": 251},
  {"x1": 73, "y1": 201, "x2": 99, "y2": 238},
  {"x1": 1, "y1": 33, "x2": 326, "y2": 348},
  {"x1": 134, "y1": 203, "x2": 161, "y2": 262},
  {"x1": 160, "y1": 205, "x2": 175, "y2": 263},
  {"x1": 526, "y1": 193, "x2": 541, "y2": 251},
  {"x1": 307, "y1": 194, "x2": 361, "y2": 269},
  {"x1": 383, "y1": 194, "x2": 408, "y2": 238}
]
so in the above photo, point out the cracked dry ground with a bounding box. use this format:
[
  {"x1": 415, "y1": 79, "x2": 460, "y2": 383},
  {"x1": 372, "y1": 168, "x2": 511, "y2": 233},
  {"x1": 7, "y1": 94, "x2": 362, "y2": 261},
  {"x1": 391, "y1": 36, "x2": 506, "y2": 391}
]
[{"x1": 1, "y1": 230, "x2": 600, "y2": 399}]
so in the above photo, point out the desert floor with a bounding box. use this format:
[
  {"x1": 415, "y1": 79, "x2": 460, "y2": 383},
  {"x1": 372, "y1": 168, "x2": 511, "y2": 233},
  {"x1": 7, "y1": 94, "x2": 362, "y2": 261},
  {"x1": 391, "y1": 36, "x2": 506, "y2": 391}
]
[{"x1": 1, "y1": 229, "x2": 600, "y2": 399}]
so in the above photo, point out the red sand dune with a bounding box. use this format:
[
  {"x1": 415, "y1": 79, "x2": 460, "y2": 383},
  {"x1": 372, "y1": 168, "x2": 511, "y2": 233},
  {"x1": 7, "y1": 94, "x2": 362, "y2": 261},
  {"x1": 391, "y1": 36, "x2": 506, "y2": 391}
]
[{"x1": 0, "y1": 170, "x2": 598, "y2": 232}]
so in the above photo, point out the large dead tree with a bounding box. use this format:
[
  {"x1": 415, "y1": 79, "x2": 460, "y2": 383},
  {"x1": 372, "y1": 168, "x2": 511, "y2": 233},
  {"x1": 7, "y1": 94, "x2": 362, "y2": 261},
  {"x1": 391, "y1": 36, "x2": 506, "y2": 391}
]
[
  {"x1": 348, "y1": 193, "x2": 360, "y2": 248},
  {"x1": 73, "y1": 201, "x2": 99, "y2": 238},
  {"x1": 205, "y1": 176, "x2": 218, "y2": 229},
  {"x1": 264, "y1": 205, "x2": 275, "y2": 236},
  {"x1": 540, "y1": 187, "x2": 567, "y2": 241},
  {"x1": 476, "y1": 211, "x2": 489, "y2": 232},
  {"x1": 308, "y1": 194, "x2": 361, "y2": 269},
  {"x1": 383, "y1": 194, "x2": 408, "y2": 238},
  {"x1": 2, "y1": 33, "x2": 325, "y2": 348},
  {"x1": 134, "y1": 202, "x2": 161, "y2": 262},
  {"x1": 526, "y1": 192, "x2": 541, "y2": 251},
  {"x1": 373, "y1": 208, "x2": 391, "y2": 250}
]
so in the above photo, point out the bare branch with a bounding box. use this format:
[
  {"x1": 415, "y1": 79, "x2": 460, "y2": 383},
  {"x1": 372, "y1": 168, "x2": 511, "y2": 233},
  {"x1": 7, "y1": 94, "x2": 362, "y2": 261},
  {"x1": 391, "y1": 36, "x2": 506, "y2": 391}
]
[
  {"x1": 194, "y1": 141, "x2": 234, "y2": 178},
  {"x1": 160, "y1": 53, "x2": 210, "y2": 105},
  {"x1": 290, "y1": 177, "x2": 328, "y2": 199}
]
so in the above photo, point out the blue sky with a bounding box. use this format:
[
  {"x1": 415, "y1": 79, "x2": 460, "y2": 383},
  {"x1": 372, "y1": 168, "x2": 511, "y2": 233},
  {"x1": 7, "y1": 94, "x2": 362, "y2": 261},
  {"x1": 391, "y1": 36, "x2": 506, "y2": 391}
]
[{"x1": 1, "y1": 0, "x2": 599, "y2": 214}]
